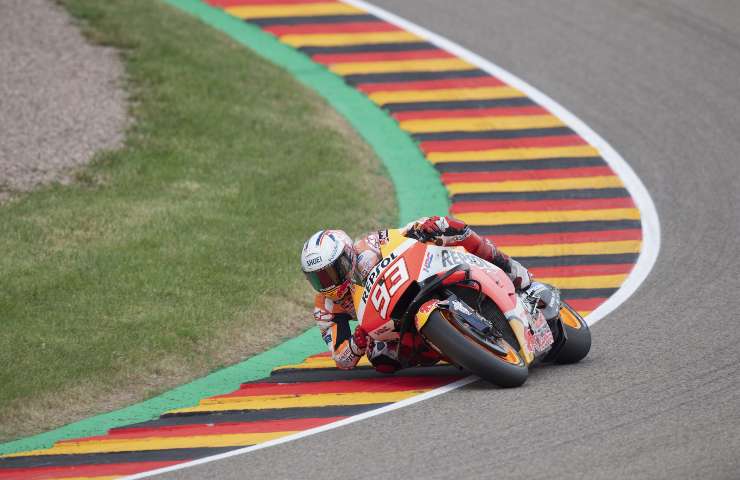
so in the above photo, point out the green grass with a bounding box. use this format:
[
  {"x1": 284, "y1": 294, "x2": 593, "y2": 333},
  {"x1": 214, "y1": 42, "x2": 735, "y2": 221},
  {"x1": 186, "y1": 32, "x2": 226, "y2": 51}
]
[{"x1": 0, "y1": 0, "x2": 395, "y2": 441}]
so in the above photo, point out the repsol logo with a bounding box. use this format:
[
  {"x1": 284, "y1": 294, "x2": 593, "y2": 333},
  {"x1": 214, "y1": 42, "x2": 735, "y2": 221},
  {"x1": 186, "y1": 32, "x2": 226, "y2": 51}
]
[
  {"x1": 362, "y1": 252, "x2": 397, "y2": 302},
  {"x1": 306, "y1": 256, "x2": 322, "y2": 267},
  {"x1": 440, "y1": 250, "x2": 489, "y2": 269}
]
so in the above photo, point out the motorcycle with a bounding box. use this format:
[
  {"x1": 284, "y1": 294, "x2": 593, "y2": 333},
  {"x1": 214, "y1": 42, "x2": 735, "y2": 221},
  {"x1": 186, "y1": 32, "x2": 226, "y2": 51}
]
[{"x1": 351, "y1": 229, "x2": 591, "y2": 387}]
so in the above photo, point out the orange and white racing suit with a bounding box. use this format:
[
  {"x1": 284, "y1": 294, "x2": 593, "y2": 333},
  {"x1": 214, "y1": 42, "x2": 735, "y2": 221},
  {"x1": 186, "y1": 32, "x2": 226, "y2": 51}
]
[
  {"x1": 312, "y1": 230, "x2": 382, "y2": 370},
  {"x1": 312, "y1": 217, "x2": 530, "y2": 371}
]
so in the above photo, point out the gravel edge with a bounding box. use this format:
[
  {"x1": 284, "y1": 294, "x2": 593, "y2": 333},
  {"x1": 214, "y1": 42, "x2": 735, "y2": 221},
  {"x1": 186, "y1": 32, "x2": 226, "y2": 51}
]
[{"x1": 0, "y1": 0, "x2": 128, "y2": 202}]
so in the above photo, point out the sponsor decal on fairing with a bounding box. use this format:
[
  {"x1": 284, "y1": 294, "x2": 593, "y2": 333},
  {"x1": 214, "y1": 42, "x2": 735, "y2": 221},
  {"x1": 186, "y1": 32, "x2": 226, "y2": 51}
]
[
  {"x1": 378, "y1": 229, "x2": 389, "y2": 245},
  {"x1": 356, "y1": 238, "x2": 416, "y2": 321},
  {"x1": 440, "y1": 249, "x2": 494, "y2": 270},
  {"x1": 369, "y1": 319, "x2": 398, "y2": 341},
  {"x1": 421, "y1": 251, "x2": 434, "y2": 273},
  {"x1": 450, "y1": 298, "x2": 472, "y2": 316},
  {"x1": 361, "y1": 252, "x2": 398, "y2": 303}
]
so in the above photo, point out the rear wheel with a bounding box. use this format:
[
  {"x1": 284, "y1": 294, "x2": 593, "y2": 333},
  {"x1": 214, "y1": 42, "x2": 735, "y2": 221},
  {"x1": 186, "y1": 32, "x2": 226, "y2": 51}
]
[
  {"x1": 420, "y1": 309, "x2": 528, "y2": 388},
  {"x1": 550, "y1": 301, "x2": 592, "y2": 364}
]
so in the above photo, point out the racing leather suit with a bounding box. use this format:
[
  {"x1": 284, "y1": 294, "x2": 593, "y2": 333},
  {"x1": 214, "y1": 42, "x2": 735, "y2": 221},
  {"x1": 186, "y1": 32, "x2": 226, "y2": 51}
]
[{"x1": 312, "y1": 216, "x2": 533, "y2": 371}]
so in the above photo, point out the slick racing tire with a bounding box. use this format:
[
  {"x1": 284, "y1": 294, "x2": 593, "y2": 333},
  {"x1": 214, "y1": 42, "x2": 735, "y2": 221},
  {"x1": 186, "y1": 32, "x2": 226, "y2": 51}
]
[
  {"x1": 421, "y1": 309, "x2": 528, "y2": 388},
  {"x1": 551, "y1": 302, "x2": 592, "y2": 364}
]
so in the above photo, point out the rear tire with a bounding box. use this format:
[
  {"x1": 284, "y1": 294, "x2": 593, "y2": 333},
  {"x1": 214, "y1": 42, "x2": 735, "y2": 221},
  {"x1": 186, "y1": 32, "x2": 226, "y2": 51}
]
[
  {"x1": 421, "y1": 310, "x2": 528, "y2": 388},
  {"x1": 551, "y1": 302, "x2": 592, "y2": 364}
]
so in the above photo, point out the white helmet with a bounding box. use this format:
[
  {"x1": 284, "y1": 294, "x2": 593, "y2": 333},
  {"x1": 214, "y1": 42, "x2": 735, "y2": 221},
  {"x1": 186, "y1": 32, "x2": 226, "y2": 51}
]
[{"x1": 301, "y1": 230, "x2": 356, "y2": 300}]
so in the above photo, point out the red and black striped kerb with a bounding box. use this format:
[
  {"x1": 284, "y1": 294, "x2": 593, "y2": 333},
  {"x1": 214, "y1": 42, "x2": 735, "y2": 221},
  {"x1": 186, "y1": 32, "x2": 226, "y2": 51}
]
[
  {"x1": 0, "y1": 353, "x2": 464, "y2": 479},
  {"x1": 206, "y1": 0, "x2": 642, "y2": 316}
]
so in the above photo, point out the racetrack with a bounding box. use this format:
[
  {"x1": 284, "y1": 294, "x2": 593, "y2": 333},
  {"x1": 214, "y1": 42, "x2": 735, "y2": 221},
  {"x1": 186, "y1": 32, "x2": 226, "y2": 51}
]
[{"x1": 158, "y1": 1, "x2": 740, "y2": 478}]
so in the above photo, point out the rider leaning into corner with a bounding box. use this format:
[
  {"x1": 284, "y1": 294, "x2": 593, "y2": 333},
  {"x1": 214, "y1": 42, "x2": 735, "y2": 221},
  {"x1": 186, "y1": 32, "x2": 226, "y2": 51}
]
[{"x1": 300, "y1": 216, "x2": 560, "y2": 373}]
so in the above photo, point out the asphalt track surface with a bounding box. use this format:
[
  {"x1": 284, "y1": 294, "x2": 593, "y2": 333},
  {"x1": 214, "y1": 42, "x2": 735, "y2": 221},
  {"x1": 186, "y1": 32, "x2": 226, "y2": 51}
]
[{"x1": 161, "y1": 1, "x2": 740, "y2": 479}]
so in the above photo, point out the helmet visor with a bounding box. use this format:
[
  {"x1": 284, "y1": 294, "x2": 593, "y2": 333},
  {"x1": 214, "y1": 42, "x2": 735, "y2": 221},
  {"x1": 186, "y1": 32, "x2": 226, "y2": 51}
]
[{"x1": 304, "y1": 250, "x2": 354, "y2": 293}]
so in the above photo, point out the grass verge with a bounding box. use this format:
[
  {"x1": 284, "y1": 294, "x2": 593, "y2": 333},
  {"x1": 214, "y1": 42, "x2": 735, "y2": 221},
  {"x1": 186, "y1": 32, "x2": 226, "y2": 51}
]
[{"x1": 0, "y1": 0, "x2": 396, "y2": 441}]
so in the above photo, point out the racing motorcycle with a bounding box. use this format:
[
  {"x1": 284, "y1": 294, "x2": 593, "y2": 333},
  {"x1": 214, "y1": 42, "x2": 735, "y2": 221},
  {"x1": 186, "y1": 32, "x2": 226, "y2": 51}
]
[{"x1": 351, "y1": 229, "x2": 591, "y2": 387}]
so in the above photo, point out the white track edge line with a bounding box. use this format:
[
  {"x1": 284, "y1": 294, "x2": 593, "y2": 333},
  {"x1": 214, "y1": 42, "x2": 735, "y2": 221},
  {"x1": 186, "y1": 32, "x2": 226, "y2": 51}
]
[
  {"x1": 343, "y1": 0, "x2": 661, "y2": 327},
  {"x1": 123, "y1": 3, "x2": 661, "y2": 477},
  {"x1": 122, "y1": 376, "x2": 478, "y2": 479}
]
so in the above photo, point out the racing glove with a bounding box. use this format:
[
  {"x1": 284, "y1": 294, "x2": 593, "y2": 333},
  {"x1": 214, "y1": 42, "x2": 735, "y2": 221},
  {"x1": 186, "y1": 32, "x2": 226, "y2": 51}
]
[
  {"x1": 351, "y1": 325, "x2": 369, "y2": 356},
  {"x1": 415, "y1": 216, "x2": 470, "y2": 242},
  {"x1": 508, "y1": 258, "x2": 532, "y2": 290}
]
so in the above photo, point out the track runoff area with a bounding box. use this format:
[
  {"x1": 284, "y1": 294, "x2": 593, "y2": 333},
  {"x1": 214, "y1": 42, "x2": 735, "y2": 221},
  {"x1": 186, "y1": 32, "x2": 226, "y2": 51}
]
[{"x1": 0, "y1": 0, "x2": 658, "y2": 478}]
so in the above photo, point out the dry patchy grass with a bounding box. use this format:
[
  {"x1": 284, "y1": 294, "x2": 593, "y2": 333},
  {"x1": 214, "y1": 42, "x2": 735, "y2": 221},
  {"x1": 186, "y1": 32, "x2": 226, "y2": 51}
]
[{"x1": 0, "y1": 0, "x2": 396, "y2": 441}]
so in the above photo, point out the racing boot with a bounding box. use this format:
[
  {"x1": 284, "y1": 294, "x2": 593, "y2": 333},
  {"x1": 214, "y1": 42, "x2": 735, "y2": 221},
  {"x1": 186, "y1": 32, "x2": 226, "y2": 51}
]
[{"x1": 523, "y1": 281, "x2": 561, "y2": 323}]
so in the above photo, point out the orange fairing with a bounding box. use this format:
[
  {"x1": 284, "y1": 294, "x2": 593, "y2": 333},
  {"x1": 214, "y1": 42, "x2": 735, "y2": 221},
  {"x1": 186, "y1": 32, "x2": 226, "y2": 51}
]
[
  {"x1": 378, "y1": 228, "x2": 411, "y2": 258},
  {"x1": 560, "y1": 307, "x2": 582, "y2": 329},
  {"x1": 359, "y1": 241, "x2": 426, "y2": 333},
  {"x1": 466, "y1": 265, "x2": 518, "y2": 314}
]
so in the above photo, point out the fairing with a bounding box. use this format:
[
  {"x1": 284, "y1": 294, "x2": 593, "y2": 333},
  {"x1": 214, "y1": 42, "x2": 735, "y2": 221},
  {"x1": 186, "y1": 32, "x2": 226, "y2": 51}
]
[{"x1": 352, "y1": 229, "x2": 554, "y2": 366}]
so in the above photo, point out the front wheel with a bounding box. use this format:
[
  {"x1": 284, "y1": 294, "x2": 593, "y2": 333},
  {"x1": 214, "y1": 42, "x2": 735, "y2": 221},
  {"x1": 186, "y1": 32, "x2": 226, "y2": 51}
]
[
  {"x1": 550, "y1": 302, "x2": 592, "y2": 364},
  {"x1": 420, "y1": 310, "x2": 528, "y2": 388}
]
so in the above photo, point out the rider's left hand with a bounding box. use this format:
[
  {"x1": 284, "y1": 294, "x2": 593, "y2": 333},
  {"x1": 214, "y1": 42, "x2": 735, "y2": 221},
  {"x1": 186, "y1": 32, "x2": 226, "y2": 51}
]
[{"x1": 351, "y1": 325, "x2": 369, "y2": 355}]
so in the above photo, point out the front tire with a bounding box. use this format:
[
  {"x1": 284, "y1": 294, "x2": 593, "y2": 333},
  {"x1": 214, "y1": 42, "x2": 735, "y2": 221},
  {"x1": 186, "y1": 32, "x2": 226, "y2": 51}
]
[{"x1": 421, "y1": 310, "x2": 528, "y2": 388}]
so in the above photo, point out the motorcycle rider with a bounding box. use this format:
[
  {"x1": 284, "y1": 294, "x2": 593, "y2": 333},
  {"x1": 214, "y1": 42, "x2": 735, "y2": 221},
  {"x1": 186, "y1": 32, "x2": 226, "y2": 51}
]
[{"x1": 300, "y1": 216, "x2": 558, "y2": 372}]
